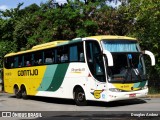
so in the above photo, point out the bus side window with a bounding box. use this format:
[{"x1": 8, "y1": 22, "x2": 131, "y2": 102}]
[
  {"x1": 56, "y1": 55, "x2": 61, "y2": 63},
  {"x1": 18, "y1": 56, "x2": 23, "y2": 67},
  {"x1": 24, "y1": 54, "x2": 32, "y2": 67},
  {"x1": 33, "y1": 51, "x2": 43, "y2": 65},
  {"x1": 80, "y1": 53, "x2": 84, "y2": 62},
  {"x1": 62, "y1": 46, "x2": 69, "y2": 62},
  {"x1": 5, "y1": 57, "x2": 14, "y2": 69},
  {"x1": 38, "y1": 59, "x2": 42, "y2": 65},
  {"x1": 61, "y1": 54, "x2": 68, "y2": 62},
  {"x1": 9, "y1": 59, "x2": 14, "y2": 68},
  {"x1": 70, "y1": 45, "x2": 78, "y2": 62},
  {"x1": 57, "y1": 47, "x2": 62, "y2": 63},
  {"x1": 57, "y1": 46, "x2": 69, "y2": 63},
  {"x1": 14, "y1": 57, "x2": 18, "y2": 68},
  {"x1": 26, "y1": 61, "x2": 31, "y2": 66},
  {"x1": 44, "y1": 49, "x2": 54, "y2": 64},
  {"x1": 78, "y1": 42, "x2": 84, "y2": 62},
  {"x1": 69, "y1": 42, "x2": 84, "y2": 62}
]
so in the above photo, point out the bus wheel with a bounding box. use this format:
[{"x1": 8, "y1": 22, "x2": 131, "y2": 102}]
[
  {"x1": 21, "y1": 86, "x2": 28, "y2": 99},
  {"x1": 74, "y1": 87, "x2": 87, "y2": 106},
  {"x1": 14, "y1": 86, "x2": 22, "y2": 99}
]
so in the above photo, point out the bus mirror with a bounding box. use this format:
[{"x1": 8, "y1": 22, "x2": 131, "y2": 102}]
[
  {"x1": 103, "y1": 50, "x2": 113, "y2": 66},
  {"x1": 144, "y1": 50, "x2": 155, "y2": 66}
]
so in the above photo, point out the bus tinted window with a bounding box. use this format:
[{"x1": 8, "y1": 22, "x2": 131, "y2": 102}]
[
  {"x1": 5, "y1": 56, "x2": 19, "y2": 68},
  {"x1": 18, "y1": 55, "x2": 23, "y2": 67},
  {"x1": 57, "y1": 46, "x2": 69, "y2": 63},
  {"x1": 69, "y1": 42, "x2": 84, "y2": 62},
  {"x1": 24, "y1": 54, "x2": 32, "y2": 67},
  {"x1": 33, "y1": 51, "x2": 43, "y2": 65},
  {"x1": 14, "y1": 56, "x2": 18, "y2": 68},
  {"x1": 44, "y1": 49, "x2": 54, "y2": 64},
  {"x1": 70, "y1": 46, "x2": 78, "y2": 62},
  {"x1": 4, "y1": 41, "x2": 85, "y2": 69},
  {"x1": 5, "y1": 57, "x2": 14, "y2": 69},
  {"x1": 78, "y1": 42, "x2": 84, "y2": 62}
]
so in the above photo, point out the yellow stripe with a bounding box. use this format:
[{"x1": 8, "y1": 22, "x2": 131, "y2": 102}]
[{"x1": 113, "y1": 83, "x2": 139, "y2": 91}]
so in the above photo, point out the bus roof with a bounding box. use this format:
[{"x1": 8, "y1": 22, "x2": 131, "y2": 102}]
[
  {"x1": 85, "y1": 35, "x2": 137, "y2": 41},
  {"x1": 32, "y1": 40, "x2": 68, "y2": 50},
  {"x1": 4, "y1": 35, "x2": 137, "y2": 57},
  {"x1": 4, "y1": 40, "x2": 68, "y2": 57}
]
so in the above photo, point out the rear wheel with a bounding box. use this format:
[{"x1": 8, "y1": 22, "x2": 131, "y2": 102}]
[
  {"x1": 14, "y1": 86, "x2": 22, "y2": 98},
  {"x1": 21, "y1": 86, "x2": 28, "y2": 99},
  {"x1": 74, "y1": 87, "x2": 87, "y2": 106}
]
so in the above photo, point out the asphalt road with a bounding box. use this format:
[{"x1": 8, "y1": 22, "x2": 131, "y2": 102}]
[{"x1": 0, "y1": 92, "x2": 160, "y2": 120}]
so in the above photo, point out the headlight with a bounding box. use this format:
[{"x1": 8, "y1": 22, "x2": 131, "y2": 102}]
[{"x1": 109, "y1": 88, "x2": 122, "y2": 92}]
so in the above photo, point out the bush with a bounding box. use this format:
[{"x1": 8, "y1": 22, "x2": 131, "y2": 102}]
[{"x1": 148, "y1": 87, "x2": 160, "y2": 94}]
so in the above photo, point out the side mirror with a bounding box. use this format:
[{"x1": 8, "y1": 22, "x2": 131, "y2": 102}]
[
  {"x1": 103, "y1": 50, "x2": 113, "y2": 66},
  {"x1": 143, "y1": 50, "x2": 155, "y2": 66}
]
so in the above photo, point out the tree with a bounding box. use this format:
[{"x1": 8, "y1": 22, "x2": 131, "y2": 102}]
[
  {"x1": 126, "y1": 0, "x2": 160, "y2": 87},
  {"x1": 0, "y1": 0, "x2": 159, "y2": 86}
]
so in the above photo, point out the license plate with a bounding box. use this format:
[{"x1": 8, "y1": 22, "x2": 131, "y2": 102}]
[{"x1": 129, "y1": 93, "x2": 136, "y2": 97}]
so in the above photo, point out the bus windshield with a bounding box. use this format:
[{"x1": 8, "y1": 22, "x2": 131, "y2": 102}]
[{"x1": 102, "y1": 40, "x2": 146, "y2": 83}]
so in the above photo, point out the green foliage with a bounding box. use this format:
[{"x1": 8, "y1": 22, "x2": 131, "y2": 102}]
[
  {"x1": 0, "y1": 0, "x2": 160, "y2": 86},
  {"x1": 148, "y1": 87, "x2": 160, "y2": 94},
  {"x1": 0, "y1": 41, "x2": 17, "y2": 55},
  {"x1": 127, "y1": 0, "x2": 160, "y2": 85}
]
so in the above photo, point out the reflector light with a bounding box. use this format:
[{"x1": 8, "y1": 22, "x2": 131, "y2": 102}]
[{"x1": 88, "y1": 73, "x2": 92, "y2": 77}]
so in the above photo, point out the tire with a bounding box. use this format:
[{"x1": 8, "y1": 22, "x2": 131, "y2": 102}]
[
  {"x1": 74, "y1": 87, "x2": 87, "y2": 106},
  {"x1": 0, "y1": 84, "x2": 2, "y2": 92},
  {"x1": 14, "y1": 86, "x2": 22, "y2": 99},
  {"x1": 21, "y1": 87, "x2": 28, "y2": 99}
]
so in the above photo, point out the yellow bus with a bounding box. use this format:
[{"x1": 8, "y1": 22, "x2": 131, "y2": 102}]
[{"x1": 3, "y1": 35, "x2": 155, "y2": 106}]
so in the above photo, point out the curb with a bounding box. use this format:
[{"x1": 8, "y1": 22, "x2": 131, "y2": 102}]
[{"x1": 147, "y1": 94, "x2": 160, "y2": 98}]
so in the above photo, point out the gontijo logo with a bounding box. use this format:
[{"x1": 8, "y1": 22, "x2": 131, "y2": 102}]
[
  {"x1": 18, "y1": 69, "x2": 38, "y2": 76},
  {"x1": 71, "y1": 68, "x2": 85, "y2": 73}
]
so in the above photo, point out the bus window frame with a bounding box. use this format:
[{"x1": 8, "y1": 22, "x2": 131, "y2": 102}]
[{"x1": 4, "y1": 41, "x2": 85, "y2": 69}]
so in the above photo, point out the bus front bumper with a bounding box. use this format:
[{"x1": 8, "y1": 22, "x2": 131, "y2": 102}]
[{"x1": 106, "y1": 88, "x2": 148, "y2": 102}]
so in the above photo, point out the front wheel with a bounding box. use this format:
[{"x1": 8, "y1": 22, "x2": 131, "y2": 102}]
[{"x1": 74, "y1": 87, "x2": 87, "y2": 106}]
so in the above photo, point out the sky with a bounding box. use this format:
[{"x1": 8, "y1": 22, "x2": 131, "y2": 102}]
[{"x1": 0, "y1": 0, "x2": 67, "y2": 11}]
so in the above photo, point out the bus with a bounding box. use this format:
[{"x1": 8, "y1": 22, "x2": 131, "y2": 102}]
[{"x1": 3, "y1": 35, "x2": 155, "y2": 106}]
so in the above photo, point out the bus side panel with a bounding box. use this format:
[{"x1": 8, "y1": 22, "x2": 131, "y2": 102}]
[
  {"x1": 3, "y1": 66, "x2": 47, "y2": 95},
  {"x1": 56, "y1": 63, "x2": 99, "y2": 101},
  {"x1": 61, "y1": 63, "x2": 89, "y2": 99},
  {"x1": 36, "y1": 63, "x2": 70, "y2": 97},
  {"x1": 36, "y1": 63, "x2": 88, "y2": 99},
  {"x1": 4, "y1": 62, "x2": 103, "y2": 101}
]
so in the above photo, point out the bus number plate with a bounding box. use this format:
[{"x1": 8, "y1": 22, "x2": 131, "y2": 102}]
[{"x1": 129, "y1": 93, "x2": 136, "y2": 97}]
